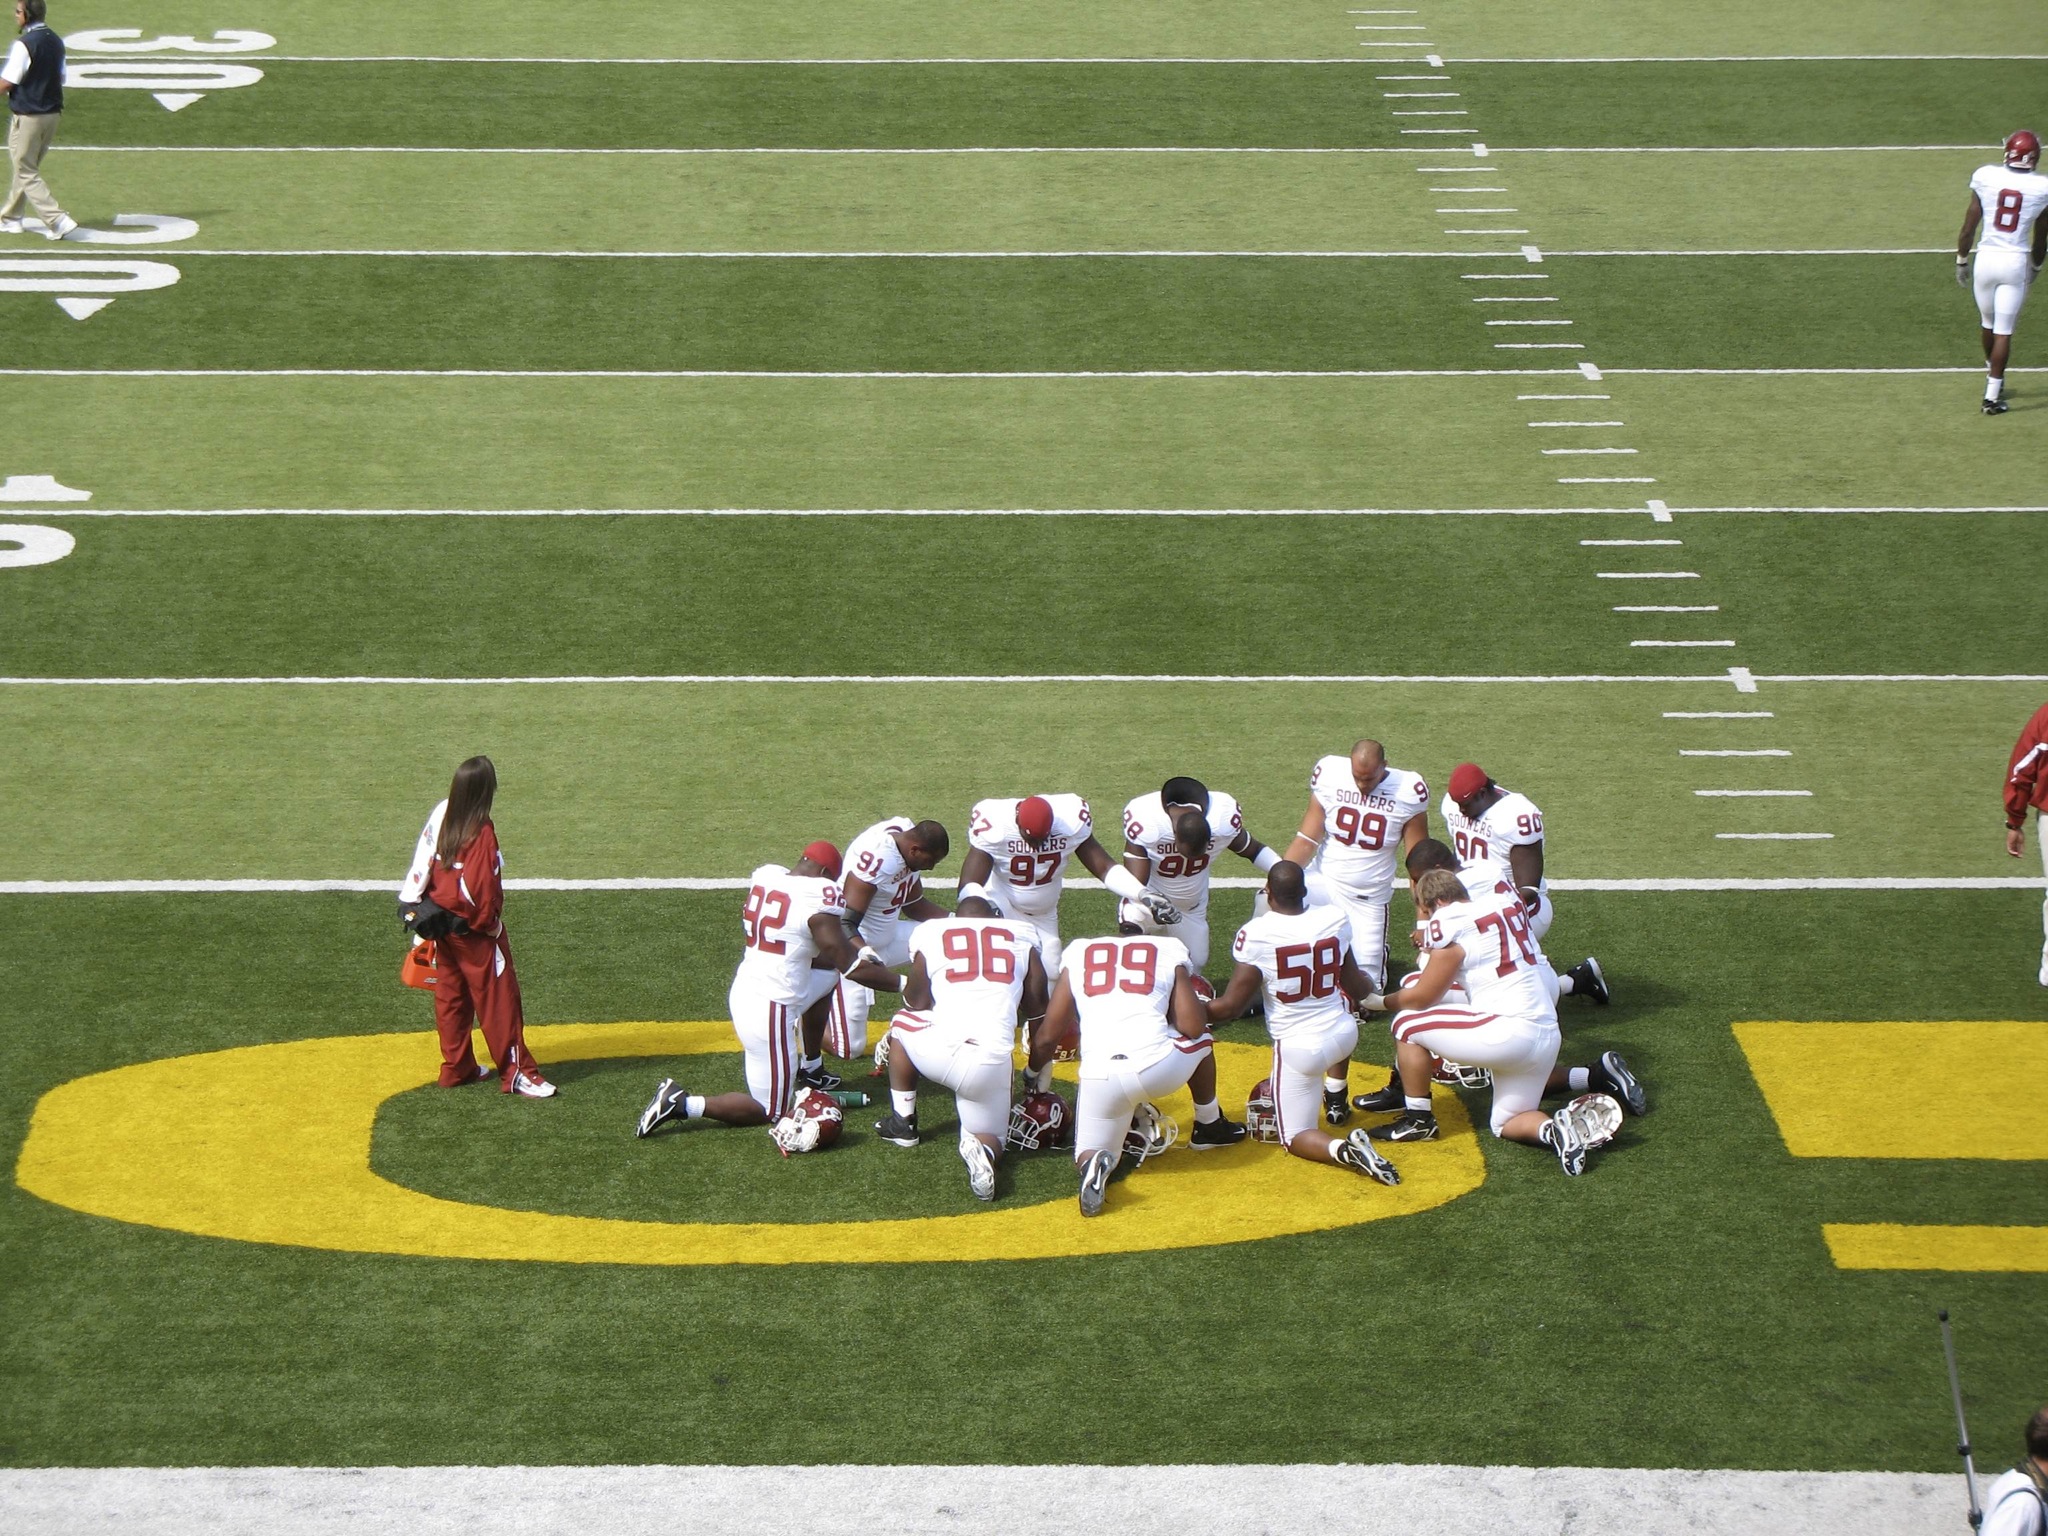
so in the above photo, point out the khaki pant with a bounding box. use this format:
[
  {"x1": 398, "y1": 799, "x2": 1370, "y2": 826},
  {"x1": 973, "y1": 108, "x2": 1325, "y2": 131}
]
[{"x1": 0, "y1": 110, "x2": 63, "y2": 226}]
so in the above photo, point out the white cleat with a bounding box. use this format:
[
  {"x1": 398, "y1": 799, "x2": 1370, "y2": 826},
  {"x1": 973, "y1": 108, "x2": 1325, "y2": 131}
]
[
  {"x1": 0, "y1": 216, "x2": 22, "y2": 235},
  {"x1": 1077, "y1": 1149, "x2": 1115, "y2": 1217},
  {"x1": 45, "y1": 214, "x2": 76, "y2": 241},
  {"x1": 960, "y1": 1134, "x2": 996, "y2": 1201},
  {"x1": 509, "y1": 1068, "x2": 557, "y2": 1099}
]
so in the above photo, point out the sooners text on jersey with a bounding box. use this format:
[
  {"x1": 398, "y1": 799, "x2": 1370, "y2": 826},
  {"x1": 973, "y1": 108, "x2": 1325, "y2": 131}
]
[
  {"x1": 1309, "y1": 756, "x2": 1428, "y2": 898},
  {"x1": 1441, "y1": 788, "x2": 1545, "y2": 894},
  {"x1": 967, "y1": 794, "x2": 1092, "y2": 916}
]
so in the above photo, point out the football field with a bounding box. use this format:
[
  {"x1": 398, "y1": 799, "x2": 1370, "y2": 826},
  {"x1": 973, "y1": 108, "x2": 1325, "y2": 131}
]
[{"x1": 2, "y1": 1, "x2": 2045, "y2": 1530}]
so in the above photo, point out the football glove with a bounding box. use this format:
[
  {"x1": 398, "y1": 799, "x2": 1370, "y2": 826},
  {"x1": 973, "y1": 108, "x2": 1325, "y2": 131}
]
[
  {"x1": 1141, "y1": 892, "x2": 1183, "y2": 927},
  {"x1": 1957, "y1": 255, "x2": 1971, "y2": 288}
]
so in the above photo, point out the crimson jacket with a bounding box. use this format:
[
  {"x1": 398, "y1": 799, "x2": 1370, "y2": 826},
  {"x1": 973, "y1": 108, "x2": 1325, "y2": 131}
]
[
  {"x1": 424, "y1": 821, "x2": 505, "y2": 938},
  {"x1": 2007, "y1": 703, "x2": 2048, "y2": 828}
]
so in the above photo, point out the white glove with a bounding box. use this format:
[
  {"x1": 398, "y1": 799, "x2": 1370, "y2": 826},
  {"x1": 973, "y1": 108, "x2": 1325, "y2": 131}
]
[
  {"x1": 1142, "y1": 892, "x2": 1183, "y2": 927},
  {"x1": 1957, "y1": 255, "x2": 1971, "y2": 288}
]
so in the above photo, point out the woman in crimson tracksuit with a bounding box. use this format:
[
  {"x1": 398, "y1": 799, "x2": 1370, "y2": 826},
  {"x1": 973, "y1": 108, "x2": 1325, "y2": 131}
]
[{"x1": 420, "y1": 756, "x2": 555, "y2": 1098}]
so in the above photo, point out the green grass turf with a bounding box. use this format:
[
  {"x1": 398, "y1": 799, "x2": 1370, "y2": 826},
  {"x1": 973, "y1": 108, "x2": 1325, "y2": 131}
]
[
  {"x1": 0, "y1": 512, "x2": 2037, "y2": 679},
  {"x1": 2, "y1": 374, "x2": 2037, "y2": 511},
  {"x1": 0, "y1": 253, "x2": 1991, "y2": 370},
  {"x1": 2, "y1": 889, "x2": 2043, "y2": 1467},
  {"x1": 56, "y1": 60, "x2": 2041, "y2": 149},
  {"x1": 41, "y1": 144, "x2": 1987, "y2": 254},
  {"x1": 0, "y1": 680, "x2": 2032, "y2": 881},
  {"x1": 54, "y1": 0, "x2": 2040, "y2": 59}
]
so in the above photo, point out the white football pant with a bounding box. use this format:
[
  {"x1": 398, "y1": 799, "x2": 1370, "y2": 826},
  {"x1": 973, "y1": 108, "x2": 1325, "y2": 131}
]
[
  {"x1": 727, "y1": 977, "x2": 802, "y2": 1118},
  {"x1": 828, "y1": 915, "x2": 918, "y2": 1060},
  {"x1": 1976, "y1": 248, "x2": 2033, "y2": 335},
  {"x1": 890, "y1": 1009, "x2": 1014, "y2": 1142},
  {"x1": 1115, "y1": 897, "x2": 1210, "y2": 969},
  {"x1": 1391, "y1": 1005, "x2": 1560, "y2": 1136},
  {"x1": 1269, "y1": 1017, "x2": 1360, "y2": 1146},
  {"x1": 1074, "y1": 1038, "x2": 1211, "y2": 1158},
  {"x1": 1301, "y1": 876, "x2": 1392, "y2": 991}
]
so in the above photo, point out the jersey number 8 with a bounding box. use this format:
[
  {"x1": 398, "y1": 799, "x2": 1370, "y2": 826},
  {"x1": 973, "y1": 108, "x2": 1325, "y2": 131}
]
[{"x1": 1272, "y1": 936, "x2": 1344, "y2": 1002}]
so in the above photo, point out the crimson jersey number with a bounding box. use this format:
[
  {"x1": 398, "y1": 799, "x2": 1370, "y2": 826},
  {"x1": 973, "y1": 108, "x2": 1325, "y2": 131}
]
[
  {"x1": 1996, "y1": 187, "x2": 2025, "y2": 232},
  {"x1": 1156, "y1": 850, "x2": 1210, "y2": 878},
  {"x1": 1272, "y1": 936, "x2": 1344, "y2": 1003},
  {"x1": 1454, "y1": 829, "x2": 1489, "y2": 864},
  {"x1": 939, "y1": 925, "x2": 1019, "y2": 983},
  {"x1": 741, "y1": 884, "x2": 791, "y2": 954},
  {"x1": 1008, "y1": 851, "x2": 1062, "y2": 886},
  {"x1": 1473, "y1": 905, "x2": 1537, "y2": 977},
  {"x1": 1330, "y1": 804, "x2": 1388, "y2": 850},
  {"x1": 1080, "y1": 939, "x2": 1158, "y2": 996}
]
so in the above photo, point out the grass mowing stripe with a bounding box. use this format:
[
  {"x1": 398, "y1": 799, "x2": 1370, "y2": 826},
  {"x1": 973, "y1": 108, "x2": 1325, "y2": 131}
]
[
  {"x1": 0, "y1": 681, "x2": 2034, "y2": 881},
  {"x1": 0, "y1": 254, "x2": 1990, "y2": 371},
  {"x1": 1, "y1": 889, "x2": 2042, "y2": 1466},
  {"x1": 51, "y1": 60, "x2": 2043, "y2": 150},
  {"x1": 0, "y1": 515, "x2": 2036, "y2": 679}
]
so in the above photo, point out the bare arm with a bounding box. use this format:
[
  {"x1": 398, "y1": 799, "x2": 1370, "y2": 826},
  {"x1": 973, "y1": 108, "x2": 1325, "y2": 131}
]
[
  {"x1": 1958, "y1": 192, "x2": 1984, "y2": 260},
  {"x1": 957, "y1": 847, "x2": 996, "y2": 890},
  {"x1": 1338, "y1": 948, "x2": 1372, "y2": 1004},
  {"x1": 1019, "y1": 948, "x2": 1049, "y2": 1026},
  {"x1": 1073, "y1": 835, "x2": 1116, "y2": 880},
  {"x1": 1283, "y1": 796, "x2": 1326, "y2": 868},
  {"x1": 1122, "y1": 837, "x2": 1154, "y2": 886},
  {"x1": 808, "y1": 912, "x2": 900, "y2": 992},
  {"x1": 1508, "y1": 840, "x2": 1544, "y2": 903},
  {"x1": 1030, "y1": 972, "x2": 1078, "y2": 1071},
  {"x1": 1167, "y1": 966, "x2": 1210, "y2": 1039},
  {"x1": 1227, "y1": 827, "x2": 1270, "y2": 863},
  {"x1": 839, "y1": 872, "x2": 878, "y2": 939},
  {"x1": 1206, "y1": 960, "x2": 1264, "y2": 1024},
  {"x1": 1379, "y1": 945, "x2": 1463, "y2": 1013},
  {"x1": 902, "y1": 894, "x2": 952, "y2": 922},
  {"x1": 1399, "y1": 810, "x2": 1427, "y2": 859}
]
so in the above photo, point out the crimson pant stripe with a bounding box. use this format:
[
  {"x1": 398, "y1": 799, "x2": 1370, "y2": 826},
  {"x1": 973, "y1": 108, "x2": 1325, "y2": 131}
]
[
  {"x1": 826, "y1": 985, "x2": 847, "y2": 1059},
  {"x1": 1272, "y1": 1040, "x2": 1288, "y2": 1143},
  {"x1": 771, "y1": 1003, "x2": 791, "y2": 1116}
]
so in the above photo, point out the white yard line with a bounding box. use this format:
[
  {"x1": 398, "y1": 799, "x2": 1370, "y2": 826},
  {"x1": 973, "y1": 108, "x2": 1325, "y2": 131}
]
[
  {"x1": 1581, "y1": 538, "x2": 1679, "y2": 544},
  {"x1": 0, "y1": 876, "x2": 2031, "y2": 894},
  {"x1": 117, "y1": 246, "x2": 1962, "y2": 260},
  {"x1": 1633, "y1": 639, "x2": 1735, "y2": 647},
  {"x1": 1666, "y1": 710, "x2": 1772, "y2": 718},
  {"x1": 54, "y1": 144, "x2": 1995, "y2": 157},
  {"x1": 1616, "y1": 605, "x2": 1719, "y2": 611},
  {"x1": 1597, "y1": 571, "x2": 1699, "y2": 578},
  {"x1": 1559, "y1": 476, "x2": 1656, "y2": 483},
  {"x1": 1, "y1": 670, "x2": 2035, "y2": 687},
  {"x1": 40, "y1": 505, "x2": 1682, "y2": 519},
  {"x1": 1695, "y1": 789, "x2": 1811, "y2": 797},
  {"x1": 1683, "y1": 749, "x2": 1791, "y2": 756}
]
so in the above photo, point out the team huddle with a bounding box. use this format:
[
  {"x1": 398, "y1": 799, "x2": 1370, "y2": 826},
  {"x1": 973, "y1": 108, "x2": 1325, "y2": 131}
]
[{"x1": 633, "y1": 743, "x2": 1648, "y2": 1215}]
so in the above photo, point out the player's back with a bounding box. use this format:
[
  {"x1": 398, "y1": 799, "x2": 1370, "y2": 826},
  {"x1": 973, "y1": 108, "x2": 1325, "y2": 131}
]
[
  {"x1": 1426, "y1": 891, "x2": 1555, "y2": 1022},
  {"x1": 1972, "y1": 162, "x2": 2048, "y2": 250},
  {"x1": 908, "y1": 916, "x2": 1036, "y2": 1028},
  {"x1": 1062, "y1": 932, "x2": 1190, "y2": 1073},
  {"x1": 735, "y1": 863, "x2": 842, "y2": 1001},
  {"x1": 1233, "y1": 903, "x2": 1354, "y2": 1039}
]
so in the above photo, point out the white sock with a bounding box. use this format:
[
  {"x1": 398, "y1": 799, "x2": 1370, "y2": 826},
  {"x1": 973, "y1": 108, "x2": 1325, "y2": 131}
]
[
  {"x1": 1556, "y1": 974, "x2": 1576, "y2": 995},
  {"x1": 891, "y1": 1089, "x2": 917, "y2": 1118},
  {"x1": 1569, "y1": 1067, "x2": 1591, "y2": 1092},
  {"x1": 1324, "y1": 1137, "x2": 1347, "y2": 1162},
  {"x1": 800, "y1": 1054, "x2": 823, "y2": 1074},
  {"x1": 684, "y1": 1095, "x2": 706, "y2": 1120},
  {"x1": 1323, "y1": 1075, "x2": 1348, "y2": 1094},
  {"x1": 1192, "y1": 1098, "x2": 1220, "y2": 1124},
  {"x1": 1405, "y1": 1095, "x2": 1431, "y2": 1114},
  {"x1": 1988, "y1": 374, "x2": 2005, "y2": 401}
]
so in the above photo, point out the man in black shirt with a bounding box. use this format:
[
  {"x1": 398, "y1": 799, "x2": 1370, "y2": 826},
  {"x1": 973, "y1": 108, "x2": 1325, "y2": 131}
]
[{"x1": 0, "y1": 0, "x2": 72, "y2": 239}]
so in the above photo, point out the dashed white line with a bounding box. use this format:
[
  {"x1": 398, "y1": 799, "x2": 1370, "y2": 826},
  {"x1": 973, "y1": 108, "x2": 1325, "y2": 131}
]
[
  {"x1": 1634, "y1": 639, "x2": 1735, "y2": 648},
  {"x1": 1581, "y1": 537, "x2": 1678, "y2": 544},
  {"x1": 1439, "y1": 207, "x2": 1517, "y2": 213},
  {"x1": 1683, "y1": 749, "x2": 1791, "y2": 757},
  {"x1": 1666, "y1": 711, "x2": 1772, "y2": 718},
  {"x1": 1715, "y1": 833, "x2": 1834, "y2": 841},
  {"x1": 1476, "y1": 295, "x2": 1555, "y2": 302},
  {"x1": 1463, "y1": 273, "x2": 1548, "y2": 279},
  {"x1": 1529, "y1": 417, "x2": 1620, "y2": 424},
  {"x1": 1616, "y1": 605, "x2": 1718, "y2": 612},
  {"x1": 1696, "y1": 789, "x2": 1810, "y2": 797},
  {"x1": 1518, "y1": 393, "x2": 1607, "y2": 399},
  {"x1": 1597, "y1": 571, "x2": 1699, "y2": 579},
  {"x1": 1496, "y1": 342, "x2": 1584, "y2": 348},
  {"x1": 1560, "y1": 476, "x2": 1655, "y2": 483},
  {"x1": 1545, "y1": 447, "x2": 1639, "y2": 455}
]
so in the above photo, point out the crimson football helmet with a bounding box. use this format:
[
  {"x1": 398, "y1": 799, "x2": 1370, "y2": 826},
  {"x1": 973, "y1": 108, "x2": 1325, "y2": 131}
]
[
  {"x1": 1245, "y1": 1078, "x2": 1281, "y2": 1143},
  {"x1": 2007, "y1": 129, "x2": 2041, "y2": 171},
  {"x1": 1190, "y1": 974, "x2": 1216, "y2": 1004},
  {"x1": 1006, "y1": 1089, "x2": 1073, "y2": 1151},
  {"x1": 770, "y1": 1087, "x2": 844, "y2": 1155}
]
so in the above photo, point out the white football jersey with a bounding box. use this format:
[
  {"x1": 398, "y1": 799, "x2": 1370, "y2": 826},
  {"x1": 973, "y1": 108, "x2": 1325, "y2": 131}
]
[
  {"x1": 1231, "y1": 902, "x2": 1355, "y2": 1040},
  {"x1": 1420, "y1": 891, "x2": 1555, "y2": 1022},
  {"x1": 1441, "y1": 787, "x2": 1546, "y2": 896},
  {"x1": 1308, "y1": 757, "x2": 1428, "y2": 898},
  {"x1": 906, "y1": 916, "x2": 1038, "y2": 1036},
  {"x1": 967, "y1": 793, "x2": 1093, "y2": 917},
  {"x1": 842, "y1": 817, "x2": 925, "y2": 923},
  {"x1": 1061, "y1": 932, "x2": 1193, "y2": 1077},
  {"x1": 1972, "y1": 163, "x2": 2048, "y2": 252},
  {"x1": 734, "y1": 863, "x2": 845, "y2": 1005},
  {"x1": 1121, "y1": 790, "x2": 1245, "y2": 913}
]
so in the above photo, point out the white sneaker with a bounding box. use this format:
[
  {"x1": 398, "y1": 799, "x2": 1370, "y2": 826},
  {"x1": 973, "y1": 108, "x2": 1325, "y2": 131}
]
[
  {"x1": 959, "y1": 1134, "x2": 996, "y2": 1202},
  {"x1": 0, "y1": 217, "x2": 21, "y2": 234},
  {"x1": 45, "y1": 214, "x2": 77, "y2": 241},
  {"x1": 510, "y1": 1069, "x2": 557, "y2": 1099}
]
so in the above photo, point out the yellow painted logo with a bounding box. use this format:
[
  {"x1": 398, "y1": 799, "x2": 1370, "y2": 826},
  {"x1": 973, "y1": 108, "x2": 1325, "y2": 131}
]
[
  {"x1": 1735, "y1": 1020, "x2": 2048, "y2": 1273},
  {"x1": 16, "y1": 1021, "x2": 1487, "y2": 1265}
]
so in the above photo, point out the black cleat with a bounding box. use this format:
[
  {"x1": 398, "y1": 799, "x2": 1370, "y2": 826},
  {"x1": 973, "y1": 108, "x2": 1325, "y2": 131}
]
[
  {"x1": 796, "y1": 1064, "x2": 843, "y2": 1092},
  {"x1": 1352, "y1": 1070, "x2": 1406, "y2": 1115},
  {"x1": 1334, "y1": 1129, "x2": 1401, "y2": 1185},
  {"x1": 1324, "y1": 1086, "x2": 1353, "y2": 1126},
  {"x1": 636, "y1": 1078, "x2": 687, "y2": 1138},
  {"x1": 873, "y1": 1110, "x2": 919, "y2": 1147},
  {"x1": 1591, "y1": 1050, "x2": 1647, "y2": 1116},
  {"x1": 1984, "y1": 395, "x2": 2010, "y2": 415},
  {"x1": 1367, "y1": 1110, "x2": 1439, "y2": 1143},
  {"x1": 1566, "y1": 956, "x2": 1611, "y2": 1005},
  {"x1": 1190, "y1": 1114, "x2": 1248, "y2": 1150}
]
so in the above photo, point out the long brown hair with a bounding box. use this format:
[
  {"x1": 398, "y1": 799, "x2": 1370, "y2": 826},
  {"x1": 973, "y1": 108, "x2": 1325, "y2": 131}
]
[{"x1": 436, "y1": 756, "x2": 497, "y2": 862}]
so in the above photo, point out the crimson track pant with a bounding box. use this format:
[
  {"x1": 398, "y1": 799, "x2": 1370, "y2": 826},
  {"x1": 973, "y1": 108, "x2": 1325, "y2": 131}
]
[{"x1": 433, "y1": 930, "x2": 536, "y2": 1087}]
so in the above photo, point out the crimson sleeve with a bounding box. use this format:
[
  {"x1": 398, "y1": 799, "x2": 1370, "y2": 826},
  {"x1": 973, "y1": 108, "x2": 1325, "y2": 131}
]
[{"x1": 2007, "y1": 705, "x2": 2048, "y2": 826}]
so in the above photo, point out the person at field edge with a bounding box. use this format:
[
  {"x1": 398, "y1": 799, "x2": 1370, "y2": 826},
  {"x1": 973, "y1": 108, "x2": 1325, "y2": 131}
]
[
  {"x1": 399, "y1": 755, "x2": 555, "y2": 1097},
  {"x1": 1957, "y1": 129, "x2": 2048, "y2": 415},
  {"x1": 2004, "y1": 699, "x2": 2048, "y2": 985},
  {"x1": 0, "y1": 0, "x2": 74, "y2": 240},
  {"x1": 1981, "y1": 1405, "x2": 2048, "y2": 1536}
]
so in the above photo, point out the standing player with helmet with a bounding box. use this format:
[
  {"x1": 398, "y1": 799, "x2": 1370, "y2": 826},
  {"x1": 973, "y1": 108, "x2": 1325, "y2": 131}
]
[
  {"x1": 957, "y1": 792, "x2": 1161, "y2": 966},
  {"x1": 1440, "y1": 762, "x2": 1607, "y2": 1003},
  {"x1": 398, "y1": 755, "x2": 554, "y2": 1098},
  {"x1": 636, "y1": 841, "x2": 900, "y2": 1143},
  {"x1": 1281, "y1": 739, "x2": 1430, "y2": 991},
  {"x1": 871, "y1": 896, "x2": 1049, "y2": 1200},
  {"x1": 1361, "y1": 869, "x2": 1644, "y2": 1176},
  {"x1": 825, "y1": 816, "x2": 953, "y2": 1072},
  {"x1": 1959, "y1": 130, "x2": 2048, "y2": 415},
  {"x1": 1031, "y1": 928, "x2": 1246, "y2": 1216},
  {"x1": 1119, "y1": 775, "x2": 1279, "y2": 970},
  {"x1": 1203, "y1": 861, "x2": 1400, "y2": 1184}
]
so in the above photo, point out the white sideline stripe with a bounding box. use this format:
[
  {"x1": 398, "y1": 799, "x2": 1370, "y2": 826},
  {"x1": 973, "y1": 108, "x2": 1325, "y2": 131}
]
[
  {"x1": 56, "y1": 144, "x2": 1997, "y2": 158},
  {"x1": 158, "y1": 247, "x2": 1920, "y2": 258},
  {"x1": 1, "y1": 672, "x2": 2039, "y2": 687},
  {"x1": 0, "y1": 1462, "x2": 1977, "y2": 1536},
  {"x1": 1615, "y1": 605, "x2": 1719, "y2": 612},
  {"x1": 1666, "y1": 710, "x2": 1772, "y2": 717},
  {"x1": 42, "y1": 505, "x2": 1676, "y2": 519},
  {"x1": 1683, "y1": 749, "x2": 1791, "y2": 756},
  {"x1": 1716, "y1": 833, "x2": 1835, "y2": 842},
  {"x1": 89, "y1": 49, "x2": 2048, "y2": 62},
  {"x1": 1446, "y1": 54, "x2": 2046, "y2": 62},
  {"x1": 1597, "y1": 571, "x2": 1699, "y2": 578},
  {"x1": 10, "y1": 365, "x2": 2016, "y2": 382},
  {"x1": 1, "y1": 876, "x2": 2034, "y2": 895},
  {"x1": 1633, "y1": 639, "x2": 1735, "y2": 647},
  {"x1": 1695, "y1": 789, "x2": 1812, "y2": 797}
]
